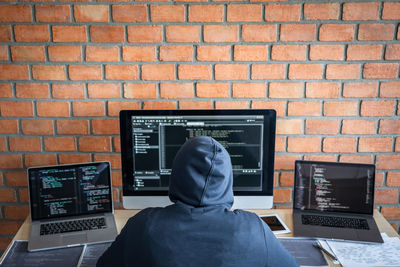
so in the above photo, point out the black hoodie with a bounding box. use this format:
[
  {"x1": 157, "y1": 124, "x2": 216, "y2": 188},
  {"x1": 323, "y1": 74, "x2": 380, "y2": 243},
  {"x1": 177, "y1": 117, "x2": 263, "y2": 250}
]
[{"x1": 97, "y1": 136, "x2": 298, "y2": 267}]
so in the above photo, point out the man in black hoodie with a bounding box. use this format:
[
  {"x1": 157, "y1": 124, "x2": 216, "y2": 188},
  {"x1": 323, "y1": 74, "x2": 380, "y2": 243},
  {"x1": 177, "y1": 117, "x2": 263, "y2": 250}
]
[{"x1": 97, "y1": 136, "x2": 298, "y2": 267}]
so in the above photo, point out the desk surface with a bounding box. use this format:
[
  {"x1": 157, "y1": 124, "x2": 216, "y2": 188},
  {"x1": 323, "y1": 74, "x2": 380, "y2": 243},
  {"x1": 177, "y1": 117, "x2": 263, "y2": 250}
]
[{"x1": 2, "y1": 209, "x2": 399, "y2": 266}]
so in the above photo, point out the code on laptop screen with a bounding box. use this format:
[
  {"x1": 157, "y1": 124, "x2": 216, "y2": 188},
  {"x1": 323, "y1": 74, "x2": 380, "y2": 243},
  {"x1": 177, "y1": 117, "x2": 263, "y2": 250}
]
[{"x1": 29, "y1": 162, "x2": 112, "y2": 220}]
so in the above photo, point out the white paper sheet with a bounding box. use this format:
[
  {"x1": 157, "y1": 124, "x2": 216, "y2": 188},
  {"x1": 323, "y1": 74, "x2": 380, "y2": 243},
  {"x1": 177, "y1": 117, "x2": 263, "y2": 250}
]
[{"x1": 326, "y1": 233, "x2": 400, "y2": 267}]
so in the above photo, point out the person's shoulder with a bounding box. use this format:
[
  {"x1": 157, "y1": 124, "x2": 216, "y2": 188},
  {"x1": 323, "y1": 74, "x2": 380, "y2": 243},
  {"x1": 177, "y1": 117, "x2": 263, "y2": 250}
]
[{"x1": 125, "y1": 207, "x2": 163, "y2": 225}]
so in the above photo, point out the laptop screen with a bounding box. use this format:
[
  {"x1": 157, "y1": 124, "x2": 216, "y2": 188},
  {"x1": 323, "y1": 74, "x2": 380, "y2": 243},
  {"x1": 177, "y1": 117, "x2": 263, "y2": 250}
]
[
  {"x1": 28, "y1": 162, "x2": 112, "y2": 221},
  {"x1": 293, "y1": 161, "x2": 375, "y2": 215}
]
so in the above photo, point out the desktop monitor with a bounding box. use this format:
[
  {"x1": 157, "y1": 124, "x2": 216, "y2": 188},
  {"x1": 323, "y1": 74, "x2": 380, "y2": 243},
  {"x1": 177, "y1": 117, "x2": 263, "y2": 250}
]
[{"x1": 119, "y1": 109, "x2": 276, "y2": 209}]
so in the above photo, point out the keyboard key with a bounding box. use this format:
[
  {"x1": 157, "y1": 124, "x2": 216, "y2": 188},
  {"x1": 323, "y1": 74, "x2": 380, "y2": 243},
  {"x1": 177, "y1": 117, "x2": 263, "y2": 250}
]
[
  {"x1": 40, "y1": 217, "x2": 106, "y2": 235},
  {"x1": 301, "y1": 214, "x2": 369, "y2": 230}
]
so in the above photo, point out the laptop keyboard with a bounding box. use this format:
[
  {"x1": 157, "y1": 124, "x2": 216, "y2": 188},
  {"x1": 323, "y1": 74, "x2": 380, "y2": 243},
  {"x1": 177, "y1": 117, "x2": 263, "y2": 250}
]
[
  {"x1": 40, "y1": 217, "x2": 106, "y2": 235},
  {"x1": 301, "y1": 214, "x2": 369, "y2": 230}
]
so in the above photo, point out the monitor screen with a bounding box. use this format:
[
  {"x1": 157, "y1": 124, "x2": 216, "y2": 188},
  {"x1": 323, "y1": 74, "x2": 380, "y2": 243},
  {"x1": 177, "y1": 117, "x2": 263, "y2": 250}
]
[{"x1": 120, "y1": 109, "x2": 276, "y2": 209}]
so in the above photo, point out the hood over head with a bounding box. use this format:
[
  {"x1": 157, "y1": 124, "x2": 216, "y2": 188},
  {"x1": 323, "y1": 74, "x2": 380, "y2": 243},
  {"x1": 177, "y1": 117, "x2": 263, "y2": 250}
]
[{"x1": 169, "y1": 136, "x2": 234, "y2": 208}]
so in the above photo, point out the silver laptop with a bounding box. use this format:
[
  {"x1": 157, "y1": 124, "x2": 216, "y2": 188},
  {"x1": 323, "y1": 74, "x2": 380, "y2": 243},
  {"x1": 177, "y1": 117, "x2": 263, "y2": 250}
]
[
  {"x1": 28, "y1": 162, "x2": 118, "y2": 251},
  {"x1": 293, "y1": 160, "x2": 383, "y2": 243}
]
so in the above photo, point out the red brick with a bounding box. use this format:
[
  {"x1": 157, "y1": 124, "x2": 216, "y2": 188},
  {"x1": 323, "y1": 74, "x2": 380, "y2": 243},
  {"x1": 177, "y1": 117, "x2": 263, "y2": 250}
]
[
  {"x1": 123, "y1": 46, "x2": 156, "y2": 62},
  {"x1": 21, "y1": 120, "x2": 53, "y2": 135},
  {"x1": 275, "y1": 137, "x2": 285, "y2": 152},
  {"x1": 275, "y1": 155, "x2": 301, "y2": 170},
  {"x1": 59, "y1": 154, "x2": 91, "y2": 165},
  {"x1": 75, "y1": 5, "x2": 109, "y2": 22},
  {"x1": 88, "y1": 83, "x2": 120, "y2": 99},
  {"x1": 376, "y1": 172, "x2": 385, "y2": 187},
  {"x1": 380, "y1": 81, "x2": 400, "y2": 98},
  {"x1": 280, "y1": 24, "x2": 316, "y2": 42},
  {"x1": 241, "y1": 24, "x2": 276, "y2": 42},
  {"x1": 0, "y1": 45, "x2": 8, "y2": 61},
  {"x1": 92, "y1": 119, "x2": 120, "y2": 135},
  {"x1": 265, "y1": 4, "x2": 300, "y2": 22},
  {"x1": 72, "y1": 101, "x2": 105, "y2": 117},
  {"x1": 0, "y1": 221, "x2": 21, "y2": 235},
  {"x1": 91, "y1": 25, "x2": 124, "y2": 43},
  {"x1": 324, "y1": 101, "x2": 358, "y2": 116},
  {"x1": 359, "y1": 137, "x2": 392, "y2": 152},
  {"x1": 306, "y1": 82, "x2": 340, "y2": 99},
  {"x1": 128, "y1": 25, "x2": 162, "y2": 43},
  {"x1": 343, "y1": 2, "x2": 379, "y2": 21},
  {"x1": 196, "y1": 83, "x2": 229, "y2": 98},
  {"x1": 379, "y1": 119, "x2": 400, "y2": 134},
  {"x1": 319, "y1": 24, "x2": 355, "y2": 41},
  {"x1": 52, "y1": 84, "x2": 85, "y2": 99},
  {"x1": 386, "y1": 44, "x2": 400, "y2": 60},
  {"x1": 251, "y1": 101, "x2": 286, "y2": 117},
  {"x1": 105, "y1": 65, "x2": 138, "y2": 80},
  {"x1": 204, "y1": 25, "x2": 238, "y2": 43},
  {"x1": 227, "y1": 4, "x2": 262, "y2": 22},
  {"x1": 0, "y1": 64, "x2": 29, "y2": 80},
  {"x1": 363, "y1": 63, "x2": 399, "y2": 79},
  {"x1": 326, "y1": 64, "x2": 360, "y2": 80},
  {"x1": 339, "y1": 155, "x2": 373, "y2": 164},
  {"x1": 343, "y1": 82, "x2": 378, "y2": 98},
  {"x1": 215, "y1": 101, "x2": 249, "y2": 110},
  {"x1": 305, "y1": 119, "x2": 339, "y2": 135},
  {"x1": 4, "y1": 206, "x2": 29, "y2": 220},
  {"x1": 387, "y1": 172, "x2": 400, "y2": 187},
  {"x1": 381, "y1": 207, "x2": 400, "y2": 221},
  {"x1": 36, "y1": 4, "x2": 70, "y2": 22},
  {"x1": 179, "y1": 101, "x2": 213, "y2": 110},
  {"x1": 377, "y1": 155, "x2": 400, "y2": 170},
  {"x1": 143, "y1": 101, "x2": 177, "y2": 110},
  {"x1": 48, "y1": 46, "x2": 82, "y2": 62},
  {"x1": 342, "y1": 120, "x2": 376, "y2": 135},
  {"x1": 274, "y1": 188, "x2": 291, "y2": 203},
  {"x1": 0, "y1": 5, "x2": 32, "y2": 22},
  {"x1": 395, "y1": 138, "x2": 400, "y2": 152},
  {"x1": 124, "y1": 83, "x2": 157, "y2": 99},
  {"x1": 232, "y1": 83, "x2": 266, "y2": 98},
  {"x1": 304, "y1": 3, "x2": 339, "y2": 20},
  {"x1": 382, "y1": 2, "x2": 400, "y2": 20},
  {"x1": 0, "y1": 101, "x2": 33, "y2": 117},
  {"x1": 288, "y1": 101, "x2": 321, "y2": 116},
  {"x1": 25, "y1": 154, "x2": 57, "y2": 168},
  {"x1": 310, "y1": 45, "x2": 344, "y2": 61},
  {"x1": 108, "y1": 101, "x2": 140, "y2": 116},
  {"x1": 323, "y1": 137, "x2": 356, "y2": 153},
  {"x1": 0, "y1": 137, "x2": 6, "y2": 152},
  {"x1": 53, "y1": 25, "x2": 87, "y2": 42},
  {"x1": 36, "y1": 101, "x2": 69, "y2": 117},
  {"x1": 86, "y1": 46, "x2": 119, "y2": 62},
  {"x1": 57, "y1": 120, "x2": 89, "y2": 135},
  {"x1": 289, "y1": 64, "x2": 322, "y2": 80},
  {"x1": 0, "y1": 155, "x2": 22, "y2": 169},
  {"x1": 15, "y1": 83, "x2": 49, "y2": 98},
  {"x1": 44, "y1": 137, "x2": 76, "y2": 151},
  {"x1": 361, "y1": 100, "x2": 395, "y2": 117},
  {"x1": 4, "y1": 171, "x2": 27, "y2": 187},
  {"x1": 304, "y1": 155, "x2": 337, "y2": 162},
  {"x1": 11, "y1": 46, "x2": 45, "y2": 62},
  {"x1": 112, "y1": 5, "x2": 147, "y2": 22},
  {"x1": 197, "y1": 45, "x2": 230, "y2": 62},
  {"x1": 276, "y1": 119, "x2": 302, "y2": 134},
  {"x1": 347, "y1": 44, "x2": 382, "y2": 61},
  {"x1": 271, "y1": 45, "x2": 306, "y2": 61},
  {"x1": 69, "y1": 65, "x2": 102, "y2": 80},
  {"x1": 215, "y1": 64, "x2": 248, "y2": 80},
  {"x1": 375, "y1": 189, "x2": 398, "y2": 204},
  {"x1": 0, "y1": 25, "x2": 11, "y2": 42},
  {"x1": 0, "y1": 84, "x2": 12, "y2": 98},
  {"x1": 251, "y1": 64, "x2": 285, "y2": 80},
  {"x1": 234, "y1": 45, "x2": 267, "y2": 61},
  {"x1": 160, "y1": 46, "x2": 193, "y2": 62},
  {"x1": 94, "y1": 154, "x2": 122, "y2": 170},
  {"x1": 359, "y1": 24, "x2": 394, "y2": 41},
  {"x1": 287, "y1": 137, "x2": 320, "y2": 153},
  {"x1": 189, "y1": 5, "x2": 223, "y2": 22},
  {"x1": 150, "y1": 5, "x2": 184, "y2": 22},
  {"x1": 166, "y1": 25, "x2": 201, "y2": 43},
  {"x1": 32, "y1": 65, "x2": 66, "y2": 81},
  {"x1": 160, "y1": 83, "x2": 194, "y2": 99},
  {"x1": 14, "y1": 25, "x2": 48, "y2": 43},
  {"x1": 279, "y1": 172, "x2": 294, "y2": 187},
  {"x1": 178, "y1": 65, "x2": 212, "y2": 80},
  {"x1": 79, "y1": 136, "x2": 111, "y2": 152},
  {"x1": 0, "y1": 120, "x2": 18, "y2": 134},
  {"x1": 269, "y1": 82, "x2": 303, "y2": 98},
  {"x1": 142, "y1": 64, "x2": 175, "y2": 81}
]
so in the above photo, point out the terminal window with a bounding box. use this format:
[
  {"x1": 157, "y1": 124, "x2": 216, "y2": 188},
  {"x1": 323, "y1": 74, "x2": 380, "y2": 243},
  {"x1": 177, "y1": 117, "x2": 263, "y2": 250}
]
[{"x1": 131, "y1": 115, "x2": 265, "y2": 191}]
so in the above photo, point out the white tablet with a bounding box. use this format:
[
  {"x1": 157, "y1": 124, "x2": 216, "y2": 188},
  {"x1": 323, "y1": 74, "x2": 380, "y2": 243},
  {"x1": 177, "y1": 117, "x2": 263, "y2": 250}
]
[{"x1": 259, "y1": 214, "x2": 291, "y2": 234}]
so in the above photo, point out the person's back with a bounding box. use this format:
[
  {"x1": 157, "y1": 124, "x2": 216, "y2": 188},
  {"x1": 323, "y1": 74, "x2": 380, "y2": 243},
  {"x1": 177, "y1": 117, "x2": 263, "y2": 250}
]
[{"x1": 97, "y1": 136, "x2": 298, "y2": 267}]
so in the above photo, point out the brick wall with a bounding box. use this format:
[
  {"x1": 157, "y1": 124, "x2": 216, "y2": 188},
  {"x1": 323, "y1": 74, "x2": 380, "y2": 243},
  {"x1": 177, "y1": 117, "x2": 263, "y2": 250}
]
[{"x1": 0, "y1": 0, "x2": 400, "y2": 254}]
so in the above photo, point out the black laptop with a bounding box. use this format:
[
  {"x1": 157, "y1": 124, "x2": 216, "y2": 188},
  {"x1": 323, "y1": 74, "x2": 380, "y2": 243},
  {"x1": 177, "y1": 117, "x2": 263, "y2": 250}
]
[{"x1": 292, "y1": 160, "x2": 383, "y2": 243}]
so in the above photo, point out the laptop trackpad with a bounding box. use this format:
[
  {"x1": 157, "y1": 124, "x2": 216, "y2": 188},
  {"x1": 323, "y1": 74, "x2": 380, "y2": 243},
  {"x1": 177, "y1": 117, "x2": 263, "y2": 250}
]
[{"x1": 62, "y1": 233, "x2": 87, "y2": 245}]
